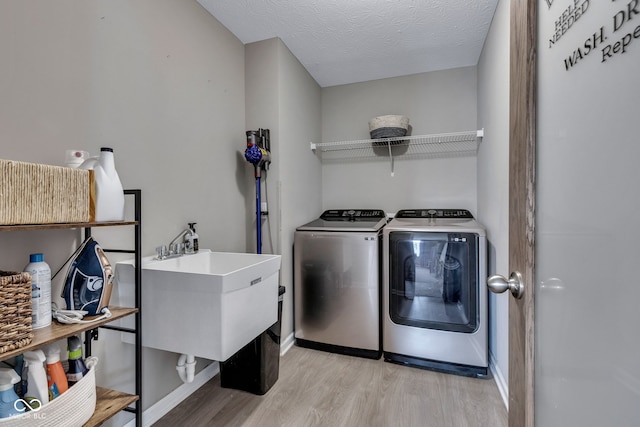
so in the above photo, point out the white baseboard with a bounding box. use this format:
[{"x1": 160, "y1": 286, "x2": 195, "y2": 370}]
[
  {"x1": 489, "y1": 351, "x2": 509, "y2": 410},
  {"x1": 124, "y1": 362, "x2": 219, "y2": 427},
  {"x1": 280, "y1": 332, "x2": 295, "y2": 355}
]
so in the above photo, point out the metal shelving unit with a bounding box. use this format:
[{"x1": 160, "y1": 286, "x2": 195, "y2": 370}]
[
  {"x1": 84, "y1": 189, "x2": 142, "y2": 427},
  {"x1": 310, "y1": 130, "x2": 483, "y2": 175},
  {"x1": 0, "y1": 189, "x2": 142, "y2": 427}
]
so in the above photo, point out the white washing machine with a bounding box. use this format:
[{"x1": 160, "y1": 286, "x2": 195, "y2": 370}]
[
  {"x1": 294, "y1": 209, "x2": 387, "y2": 359},
  {"x1": 382, "y1": 209, "x2": 488, "y2": 377}
]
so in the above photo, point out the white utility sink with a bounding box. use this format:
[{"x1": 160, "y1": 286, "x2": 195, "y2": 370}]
[{"x1": 115, "y1": 249, "x2": 281, "y2": 361}]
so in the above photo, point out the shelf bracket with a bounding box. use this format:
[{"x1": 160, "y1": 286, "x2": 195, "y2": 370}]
[
  {"x1": 477, "y1": 128, "x2": 484, "y2": 138},
  {"x1": 387, "y1": 141, "x2": 395, "y2": 177},
  {"x1": 309, "y1": 142, "x2": 317, "y2": 152}
]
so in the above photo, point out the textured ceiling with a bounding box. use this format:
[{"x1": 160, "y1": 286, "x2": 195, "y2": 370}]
[{"x1": 197, "y1": 0, "x2": 499, "y2": 88}]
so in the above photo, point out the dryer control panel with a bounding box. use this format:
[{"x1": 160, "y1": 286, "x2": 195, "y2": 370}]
[
  {"x1": 320, "y1": 209, "x2": 386, "y2": 221},
  {"x1": 395, "y1": 209, "x2": 474, "y2": 219}
]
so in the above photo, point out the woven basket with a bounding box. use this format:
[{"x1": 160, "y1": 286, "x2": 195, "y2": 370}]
[
  {"x1": 0, "y1": 357, "x2": 98, "y2": 427},
  {"x1": 0, "y1": 271, "x2": 33, "y2": 354},
  {"x1": 0, "y1": 159, "x2": 91, "y2": 225}
]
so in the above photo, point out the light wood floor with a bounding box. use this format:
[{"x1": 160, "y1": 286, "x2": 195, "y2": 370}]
[{"x1": 153, "y1": 346, "x2": 508, "y2": 427}]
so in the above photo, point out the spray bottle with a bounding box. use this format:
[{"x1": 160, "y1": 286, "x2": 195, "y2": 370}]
[
  {"x1": 45, "y1": 346, "x2": 68, "y2": 400},
  {"x1": 22, "y1": 350, "x2": 48, "y2": 409},
  {"x1": 0, "y1": 368, "x2": 23, "y2": 418},
  {"x1": 66, "y1": 336, "x2": 88, "y2": 386}
]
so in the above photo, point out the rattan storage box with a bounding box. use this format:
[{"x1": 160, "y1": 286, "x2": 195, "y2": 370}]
[
  {"x1": 0, "y1": 271, "x2": 33, "y2": 354},
  {"x1": 0, "y1": 159, "x2": 90, "y2": 225}
]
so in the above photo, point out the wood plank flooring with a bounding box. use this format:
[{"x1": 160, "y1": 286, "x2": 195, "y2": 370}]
[{"x1": 153, "y1": 346, "x2": 507, "y2": 427}]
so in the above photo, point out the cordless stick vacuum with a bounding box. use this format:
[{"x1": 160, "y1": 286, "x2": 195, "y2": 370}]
[{"x1": 244, "y1": 129, "x2": 271, "y2": 254}]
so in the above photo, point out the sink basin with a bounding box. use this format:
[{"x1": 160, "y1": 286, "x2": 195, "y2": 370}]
[{"x1": 115, "y1": 249, "x2": 281, "y2": 361}]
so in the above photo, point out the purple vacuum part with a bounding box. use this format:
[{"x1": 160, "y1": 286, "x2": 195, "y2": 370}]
[{"x1": 245, "y1": 144, "x2": 262, "y2": 164}]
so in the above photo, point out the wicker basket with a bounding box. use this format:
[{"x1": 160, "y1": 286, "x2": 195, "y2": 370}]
[
  {"x1": 0, "y1": 159, "x2": 91, "y2": 225},
  {"x1": 0, "y1": 357, "x2": 98, "y2": 427},
  {"x1": 0, "y1": 271, "x2": 33, "y2": 354}
]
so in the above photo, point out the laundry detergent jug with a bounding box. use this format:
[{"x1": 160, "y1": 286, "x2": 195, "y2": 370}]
[{"x1": 80, "y1": 147, "x2": 125, "y2": 221}]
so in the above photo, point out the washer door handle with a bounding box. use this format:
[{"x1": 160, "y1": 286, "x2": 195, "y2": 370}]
[{"x1": 487, "y1": 271, "x2": 524, "y2": 299}]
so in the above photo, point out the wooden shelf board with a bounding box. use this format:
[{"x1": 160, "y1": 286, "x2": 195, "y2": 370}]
[
  {"x1": 84, "y1": 387, "x2": 139, "y2": 427},
  {"x1": 0, "y1": 307, "x2": 138, "y2": 362},
  {"x1": 0, "y1": 221, "x2": 137, "y2": 232}
]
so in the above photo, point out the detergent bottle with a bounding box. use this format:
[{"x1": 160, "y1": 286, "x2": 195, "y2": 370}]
[
  {"x1": 45, "y1": 346, "x2": 68, "y2": 400},
  {"x1": 24, "y1": 253, "x2": 52, "y2": 329},
  {"x1": 22, "y1": 350, "x2": 48, "y2": 409},
  {"x1": 79, "y1": 147, "x2": 125, "y2": 221},
  {"x1": 0, "y1": 368, "x2": 23, "y2": 418}
]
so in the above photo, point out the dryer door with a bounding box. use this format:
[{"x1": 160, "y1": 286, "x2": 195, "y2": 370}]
[{"x1": 388, "y1": 231, "x2": 479, "y2": 333}]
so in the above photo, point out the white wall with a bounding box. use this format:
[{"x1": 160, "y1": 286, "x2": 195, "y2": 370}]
[
  {"x1": 244, "y1": 39, "x2": 281, "y2": 255},
  {"x1": 321, "y1": 68, "x2": 478, "y2": 213},
  {"x1": 276, "y1": 41, "x2": 323, "y2": 341},
  {"x1": 0, "y1": 0, "x2": 246, "y2": 421},
  {"x1": 477, "y1": 0, "x2": 510, "y2": 404},
  {"x1": 245, "y1": 38, "x2": 322, "y2": 344}
]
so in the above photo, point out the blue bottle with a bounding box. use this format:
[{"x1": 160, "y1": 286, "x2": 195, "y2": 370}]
[{"x1": 0, "y1": 368, "x2": 24, "y2": 418}]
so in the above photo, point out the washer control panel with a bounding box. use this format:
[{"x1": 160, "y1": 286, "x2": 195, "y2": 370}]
[
  {"x1": 320, "y1": 209, "x2": 386, "y2": 221},
  {"x1": 395, "y1": 209, "x2": 474, "y2": 219}
]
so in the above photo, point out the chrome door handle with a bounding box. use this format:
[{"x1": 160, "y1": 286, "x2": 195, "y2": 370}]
[{"x1": 487, "y1": 271, "x2": 524, "y2": 299}]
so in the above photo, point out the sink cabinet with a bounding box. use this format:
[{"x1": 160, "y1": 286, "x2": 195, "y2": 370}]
[{"x1": 0, "y1": 189, "x2": 142, "y2": 427}]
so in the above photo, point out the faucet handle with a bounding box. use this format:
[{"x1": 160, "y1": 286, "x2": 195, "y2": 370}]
[
  {"x1": 156, "y1": 245, "x2": 168, "y2": 259},
  {"x1": 169, "y1": 243, "x2": 185, "y2": 255}
]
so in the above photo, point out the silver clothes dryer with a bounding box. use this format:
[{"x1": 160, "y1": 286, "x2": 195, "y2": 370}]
[{"x1": 383, "y1": 209, "x2": 488, "y2": 377}]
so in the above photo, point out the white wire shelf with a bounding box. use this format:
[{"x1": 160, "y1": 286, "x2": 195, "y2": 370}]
[{"x1": 310, "y1": 129, "x2": 483, "y2": 175}]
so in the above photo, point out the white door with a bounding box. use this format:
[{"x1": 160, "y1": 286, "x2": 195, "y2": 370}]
[
  {"x1": 497, "y1": 0, "x2": 640, "y2": 425},
  {"x1": 535, "y1": 0, "x2": 640, "y2": 425}
]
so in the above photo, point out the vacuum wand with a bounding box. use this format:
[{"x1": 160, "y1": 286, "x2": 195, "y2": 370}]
[{"x1": 244, "y1": 129, "x2": 271, "y2": 254}]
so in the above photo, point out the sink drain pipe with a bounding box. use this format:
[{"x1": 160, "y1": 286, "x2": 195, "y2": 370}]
[{"x1": 176, "y1": 354, "x2": 196, "y2": 383}]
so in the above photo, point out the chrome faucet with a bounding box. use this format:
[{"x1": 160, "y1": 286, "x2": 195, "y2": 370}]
[{"x1": 155, "y1": 226, "x2": 192, "y2": 260}]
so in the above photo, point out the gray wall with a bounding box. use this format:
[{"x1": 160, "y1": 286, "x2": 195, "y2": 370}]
[
  {"x1": 1, "y1": 0, "x2": 510, "y2": 421},
  {"x1": 477, "y1": 0, "x2": 510, "y2": 403},
  {"x1": 321, "y1": 68, "x2": 478, "y2": 214},
  {"x1": 0, "y1": 0, "x2": 247, "y2": 421},
  {"x1": 245, "y1": 38, "x2": 322, "y2": 345},
  {"x1": 319, "y1": 60, "x2": 509, "y2": 400}
]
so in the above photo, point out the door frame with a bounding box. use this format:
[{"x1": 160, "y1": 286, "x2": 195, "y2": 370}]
[{"x1": 508, "y1": 0, "x2": 537, "y2": 426}]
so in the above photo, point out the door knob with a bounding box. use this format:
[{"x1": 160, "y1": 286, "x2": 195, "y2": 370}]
[{"x1": 487, "y1": 271, "x2": 524, "y2": 299}]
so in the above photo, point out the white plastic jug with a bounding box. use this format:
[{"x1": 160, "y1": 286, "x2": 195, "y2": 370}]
[
  {"x1": 80, "y1": 147, "x2": 125, "y2": 221},
  {"x1": 64, "y1": 149, "x2": 90, "y2": 168}
]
